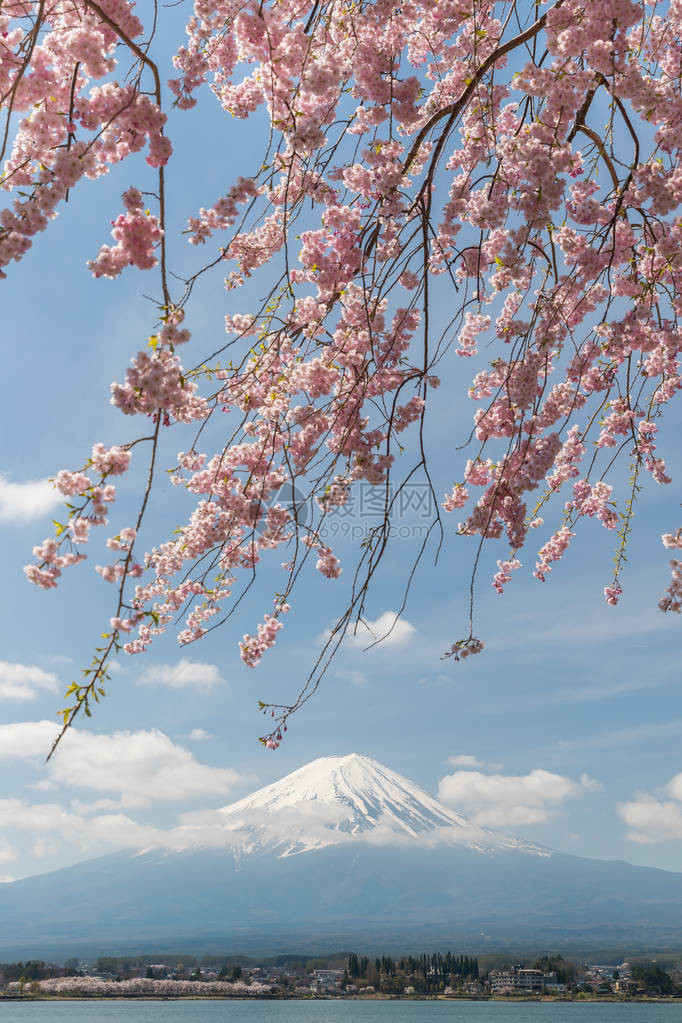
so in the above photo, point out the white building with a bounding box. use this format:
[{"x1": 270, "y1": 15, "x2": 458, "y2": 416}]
[{"x1": 489, "y1": 966, "x2": 556, "y2": 994}]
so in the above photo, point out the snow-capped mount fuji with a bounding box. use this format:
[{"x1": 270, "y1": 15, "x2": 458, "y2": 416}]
[
  {"x1": 4, "y1": 752, "x2": 682, "y2": 957},
  {"x1": 221, "y1": 752, "x2": 454, "y2": 836},
  {"x1": 203, "y1": 753, "x2": 543, "y2": 857}
]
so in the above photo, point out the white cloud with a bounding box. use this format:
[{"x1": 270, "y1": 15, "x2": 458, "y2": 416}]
[
  {"x1": 70, "y1": 798, "x2": 121, "y2": 814},
  {"x1": 0, "y1": 475, "x2": 61, "y2": 523},
  {"x1": 51, "y1": 728, "x2": 244, "y2": 807},
  {"x1": 437, "y1": 768, "x2": 593, "y2": 828},
  {"x1": 0, "y1": 839, "x2": 16, "y2": 863},
  {"x1": 187, "y1": 728, "x2": 212, "y2": 741},
  {"x1": 345, "y1": 611, "x2": 416, "y2": 649},
  {"x1": 418, "y1": 673, "x2": 453, "y2": 687},
  {"x1": 31, "y1": 778, "x2": 57, "y2": 791},
  {"x1": 0, "y1": 662, "x2": 59, "y2": 701},
  {"x1": 138, "y1": 658, "x2": 225, "y2": 690},
  {"x1": 619, "y1": 798, "x2": 682, "y2": 844},
  {"x1": 0, "y1": 794, "x2": 313, "y2": 871},
  {"x1": 169, "y1": 804, "x2": 533, "y2": 857},
  {"x1": 0, "y1": 720, "x2": 60, "y2": 757},
  {"x1": 0, "y1": 797, "x2": 168, "y2": 859},
  {"x1": 446, "y1": 755, "x2": 488, "y2": 768},
  {"x1": 335, "y1": 669, "x2": 367, "y2": 686},
  {"x1": 619, "y1": 772, "x2": 682, "y2": 844},
  {"x1": 0, "y1": 720, "x2": 247, "y2": 809},
  {"x1": 664, "y1": 773, "x2": 682, "y2": 802}
]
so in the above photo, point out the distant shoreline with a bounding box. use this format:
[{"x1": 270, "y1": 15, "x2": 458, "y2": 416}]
[{"x1": 2, "y1": 993, "x2": 682, "y2": 1004}]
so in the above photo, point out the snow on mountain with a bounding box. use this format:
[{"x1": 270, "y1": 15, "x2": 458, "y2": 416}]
[{"x1": 180, "y1": 753, "x2": 547, "y2": 858}]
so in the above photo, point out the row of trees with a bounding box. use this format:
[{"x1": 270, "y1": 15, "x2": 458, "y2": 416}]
[
  {"x1": 531, "y1": 955, "x2": 575, "y2": 985},
  {"x1": 630, "y1": 964, "x2": 680, "y2": 996},
  {"x1": 0, "y1": 961, "x2": 69, "y2": 985},
  {"x1": 346, "y1": 951, "x2": 479, "y2": 993}
]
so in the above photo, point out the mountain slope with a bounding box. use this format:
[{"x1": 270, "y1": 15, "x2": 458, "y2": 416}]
[{"x1": 3, "y1": 842, "x2": 682, "y2": 957}]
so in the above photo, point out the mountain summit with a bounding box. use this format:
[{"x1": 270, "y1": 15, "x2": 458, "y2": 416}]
[{"x1": 203, "y1": 752, "x2": 542, "y2": 857}]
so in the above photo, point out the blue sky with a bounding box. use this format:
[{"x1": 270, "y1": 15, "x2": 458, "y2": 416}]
[{"x1": 1, "y1": 12, "x2": 682, "y2": 885}]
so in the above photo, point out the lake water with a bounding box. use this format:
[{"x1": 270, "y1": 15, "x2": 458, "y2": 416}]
[{"x1": 0, "y1": 1001, "x2": 679, "y2": 1022}]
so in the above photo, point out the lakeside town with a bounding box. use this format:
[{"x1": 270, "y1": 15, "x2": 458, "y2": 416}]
[{"x1": 2, "y1": 951, "x2": 682, "y2": 1000}]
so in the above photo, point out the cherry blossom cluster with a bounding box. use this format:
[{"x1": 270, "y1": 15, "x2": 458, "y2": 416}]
[
  {"x1": 21, "y1": 977, "x2": 272, "y2": 997},
  {"x1": 0, "y1": 2, "x2": 170, "y2": 278},
  {"x1": 659, "y1": 527, "x2": 682, "y2": 614},
  {"x1": 492, "y1": 558, "x2": 521, "y2": 596},
  {"x1": 25, "y1": 443, "x2": 132, "y2": 590},
  {"x1": 89, "y1": 188, "x2": 163, "y2": 278},
  {"x1": 110, "y1": 349, "x2": 207, "y2": 422},
  {"x1": 240, "y1": 613, "x2": 284, "y2": 668},
  {"x1": 442, "y1": 637, "x2": 485, "y2": 662},
  {"x1": 659, "y1": 560, "x2": 682, "y2": 615}
]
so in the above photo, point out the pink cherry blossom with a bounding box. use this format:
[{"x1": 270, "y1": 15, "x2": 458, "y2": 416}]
[{"x1": 8, "y1": 0, "x2": 681, "y2": 747}]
